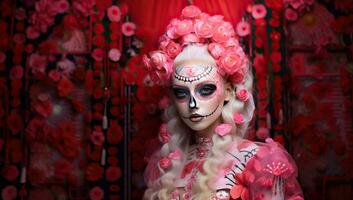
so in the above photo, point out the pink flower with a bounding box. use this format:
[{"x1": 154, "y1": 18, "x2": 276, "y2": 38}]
[
  {"x1": 236, "y1": 88, "x2": 249, "y2": 102},
  {"x1": 55, "y1": 0, "x2": 70, "y2": 13},
  {"x1": 107, "y1": 6, "x2": 121, "y2": 22},
  {"x1": 2, "y1": 185, "x2": 17, "y2": 200},
  {"x1": 159, "y1": 123, "x2": 171, "y2": 143},
  {"x1": 215, "y1": 123, "x2": 232, "y2": 136},
  {"x1": 236, "y1": 21, "x2": 251, "y2": 37},
  {"x1": 285, "y1": 8, "x2": 298, "y2": 21},
  {"x1": 90, "y1": 130, "x2": 104, "y2": 146},
  {"x1": 26, "y1": 26, "x2": 40, "y2": 39},
  {"x1": 180, "y1": 33, "x2": 200, "y2": 46},
  {"x1": 174, "y1": 20, "x2": 193, "y2": 36},
  {"x1": 181, "y1": 5, "x2": 201, "y2": 19},
  {"x1": 1, "y1": 165, "x2": 19, "y2": 181},
  {"x1": 218, "y1": 51, "x2": 246, "y2": 75},
  {"x1": 91, "y1": 48, "x2": 104, "y2": 62},
  {"x1": 48, "y1": 70, "x2": 61, "y2": 82},
  {"x1": 233, "y1": 113, "x2": 244, "y2": 124},
  {"x1": 149, "y1": 51, "x2": 168, "y2": 69},
  {"x1": 256, "y1": 127, "x2": 269, "y2": 140},
  {"x1": 106, "y1": 166, "x2": 121, "y2": 182},
  {"x1": 194, "y1": 20, "x2": 214, "y2": 38},
  {"x1": 165, "y1": 41, "x2": 182, "y2": 58},
  {"x1": 252, "y1": 4, "x2": 267, "y2": 19},
  {"x1": 89, "y1": 186, "x2": 104, "y2": 200},
  {"x1": 159, "y1": 157, "x2": 171, "y2": 169},
  {"x1": 108, "y1": 48, "x2": 121, "y2": 62},
  {"x1": 28, "y1": 53, "x2": 47, "y2": 74},
  {"x1": 168, "y1": 149, "x2": 182, "y2": 160},
  {"x1": 10, "y1": 65, "x2": 24, "y2": 80},
  {"x1": 212, "y1": 22, "x2": 234, "y2": 43},
  {"x1": 122, "y1": 22, "x2": 136, "y2": 36},
  {"x1": 208, "y1": 43, "x2": 225, "y2": 59},
  {"x1": 0, "y1": 52, "x2": 6, "y2": 63},
  {"x1": 15, "y1": 8, "x2": 26, "y2": 20}
]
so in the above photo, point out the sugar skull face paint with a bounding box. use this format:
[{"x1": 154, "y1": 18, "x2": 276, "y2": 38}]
[{"x1": 171, "y1": 64, "x2": 228, "y2": 131}]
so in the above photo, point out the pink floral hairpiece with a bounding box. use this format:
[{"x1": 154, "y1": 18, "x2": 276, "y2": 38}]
[{"x1": 143, "y1": 5, "x2": 249, "y2": 85}]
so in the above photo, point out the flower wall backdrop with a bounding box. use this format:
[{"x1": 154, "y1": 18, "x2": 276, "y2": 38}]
[{"x1": 0, "y1": 0, "x2": 352, "y2": 200}]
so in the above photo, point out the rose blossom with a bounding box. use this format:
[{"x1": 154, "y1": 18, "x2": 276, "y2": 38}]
[
  {"x1": 106, "y1": 166, "x2": 122, "y2": 182},
  {"x1": 90, "y1": 130, "x2": 104, "y2": 146},
  {"x1": 252, "y1": 4, "x2": 267, "y2": 19},
  {"x1": 165, "y1": 41, "x2": 181, "y2": 58},
  {"x1": 1, "y1": 185, "x2": 17, "y2": 200},
  {"x1": 236, "y1": 88, "x2": 249, "y2": 102},
  {"x1": 159, "y1": 157, "x2": 171, "y2": 169},
  {"x1": 194, "y1": 20, "x2": 214, "y2": 38},
  {"x1": 55, "y1": 0, "x2": 70, "y2": 13},
  {"x1": 181, "y1": 5, "x2": 201, "y2": 18},
  {"x1": 215, "y1": 123, "x2": 232, "y2": 136},
  {"x1": 26, "y1": 26, "x2": 40, "y2": 39},
  {"x1": 174, "y1": 20, "x2": 193, "y2": 36},
  {"x1": 208, "y1": 43, "x2": 225, "y2": 59},
  {"x1": 149, "y1": 51, "x2": 168, "y2": 69},
  {"x1": 108, "y1": 48, "x2": 121, "y2": 62},
  {"x1": 236, "y1": 21, "x2": 251, "y2": 37},
  {"x1": 48, "y1": 70, "x2": 61, "y2": 82},
  {"x1": 233, "y1": 113, "x2": 244, "y2": 124},
  {"x1": 219, "y1": 51, "x2": 245, "y2": 75},
  {"x1": 28, "y1": 53, "x2": 47, "y2": 74},
  {"x1": 122, "y1": 22, "x2": 136, "y2": 36},
  {"x1": 89, "y1": 186, "x2": 104, "y2": 200},
  {"x1": 285, "y1": 8, "x2": 298, "y2": 21},
  {"x1": 91, "y1": 48, "x2": 104, "y2": 62},
  {"x1": 107, "y1": 6, "x2": 121, "y2": 22},
  {"x1": 1, "y1": 165, "x2": 19, "y2": 181},
  {"x1": 212, "y1": 22, "x2": 235, "y2": 43}
]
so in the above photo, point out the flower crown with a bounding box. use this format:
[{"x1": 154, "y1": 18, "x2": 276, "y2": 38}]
[{"x1": 143, "y1": 5, "x2": 249, "y2": 85}]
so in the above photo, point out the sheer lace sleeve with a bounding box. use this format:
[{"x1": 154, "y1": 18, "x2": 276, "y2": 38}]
[{"x1": 228, "y1": 138, "x2": 304, "y2": 200}]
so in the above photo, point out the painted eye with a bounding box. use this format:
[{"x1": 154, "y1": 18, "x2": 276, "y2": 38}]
[
  {"x1": 172, "y1": 88, "x2": 189, "y2": 99},
  {"x1": 198, "y1": 84, "x2": 216, "y2": 96}
]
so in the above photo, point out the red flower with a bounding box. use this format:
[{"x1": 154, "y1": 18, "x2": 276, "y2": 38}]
[
  {"x1": 107, "y1": 156, "x2": 119, "y2": 166},
  {"x1": 251, "y1": 4, "x2": 267, "y2": 19},
  {"x1": 57, "y1": 78, "x2": 75, "y2": 97},
  {"x1": 26, "y1": 118, "x2": 49, "y2": 141},
  {"x1": 106, "y1": 166, "x2": 122, "y2": 181},
  {"x1": 107, "y1": 121, "x2": 123, "y2": 144},
  {"x1": 93, "y1": 24, "x2": 105, "y2": 34},
  {"x1": 270, "y1": 52, "x2": 282, "y2": 63},
  {"x1": 1, "y1": 185, "x2": 17, "y2": 200},
  {"x1": 89, "y1": 186, "x2": 104, "y2": 200},
  {"x1": 63, "y1": 15, "x2": 79, "y2": 30},
  {"x1": 107, "y1": 6, "x2": 121, "y2": 22},
  {"x1": 86, "y1": 163, "x2": 103, "y2": 181},
  {"x1": 122, "y1": 22, "x2": 136, "y2": 36},
  {"x1": 236, "y1": 21, "x2": 251, "y2": 37},
  {"x1": 90, "y1": 130, "x2": 104, "y2": 146},
  {"x1": 7, "y1": 112, "x2": 23, "y2": 135},
  {"x1": 230, "y1": 171, "x2": 253, "y2": 200},
  {"x1": 1, "y1": 165, "x2": 19, "y2": 182}
]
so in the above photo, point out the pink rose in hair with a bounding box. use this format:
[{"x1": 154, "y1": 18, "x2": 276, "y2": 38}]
[
  {"x1": 180, "y1": 33, "x2": 200, "y2": 46},
  {"x1": 194, "y1": 20, "x2": 214, "y2": 38},
  {"x1": 207, "y1": 15, "x2": 224, "y2": 26},
  {"x1": 215, "y1": 123, "x2": 232, "y2": 136},
  {"x1": 212, "y1": 22, "x2": 235, "y2": 43},
  {"x1": 230, "y1": 70, "x2": 246, "y2": 84},
  {"x1": 159, "y1": 157, "x2": 171, "y2": 169},
  {"x1": 142, "y1": 55, "x2": 152, "y2": 70},
  {"x1": 181, "y1": 5, "x2": 201, "y2": 19},
  {"x1": 174, "y1": 20, "x2": 193, "y2": 36},
  {"x1": 224, "y1": 38, "x2": 240, "y2": 48},
  {"x1": 166, "y1": 27, "x2": 179, "y2": 39},
  {"x1": 208, "y1": 43, "x2": 225, "y2": 59},
  {"x1": 233, "y1": 113, "x2": 244, "y2": 124},
  {"x1": 236, "y1": 88, "x2": 249, "y2": 102},
  {"x1": 218, "y1": 51, "x2": 245, "y2": 75},
  {"x1": 149, "y1": 51, "x2": 168, "y2": 69},
  {"x1": 165, "y1": 41, "x2": 182, "y2": 58}
]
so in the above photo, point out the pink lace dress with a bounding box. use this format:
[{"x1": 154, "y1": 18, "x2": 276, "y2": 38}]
[{"x1": 146, "y1": 138, "x2": 304, "y2": 200}]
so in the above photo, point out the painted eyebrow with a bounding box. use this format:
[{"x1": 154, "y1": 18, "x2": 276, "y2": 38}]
[{"x1": 173, "y1": 66, "x2": 213, "y2": 83}]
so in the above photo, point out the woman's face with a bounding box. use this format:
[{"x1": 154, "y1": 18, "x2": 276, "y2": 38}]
[{"x1": 171, "y1": 62, "x2": 230, "y2": 131}]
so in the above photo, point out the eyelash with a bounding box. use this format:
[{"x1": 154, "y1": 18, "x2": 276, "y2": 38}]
[
  {"x1": 173, "y1": 84, "x2": 217, "y2": 99},
  {"x1": 173, "y1": 88, "x2": 189, "y2": 99}
]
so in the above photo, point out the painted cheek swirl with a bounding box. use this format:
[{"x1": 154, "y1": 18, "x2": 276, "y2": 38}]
[{"x1": 174, "y1": 66, "x2": 213, "y2": 83}]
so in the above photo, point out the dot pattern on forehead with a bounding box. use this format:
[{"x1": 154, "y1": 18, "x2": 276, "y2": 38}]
[{"x1": 174, "y1": 66, "x2": 213, "y2": 83}]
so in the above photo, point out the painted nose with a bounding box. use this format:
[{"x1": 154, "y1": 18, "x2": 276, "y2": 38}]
[{"x1": 189, "y1": 95, "x2": 197, "y2": 109}]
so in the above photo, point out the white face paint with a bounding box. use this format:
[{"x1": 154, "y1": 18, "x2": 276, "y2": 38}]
[{"x1": 171, "y1": 63, "x2": 228, "y2": 132}]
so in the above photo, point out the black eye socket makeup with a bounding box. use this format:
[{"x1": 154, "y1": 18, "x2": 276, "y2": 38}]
[
  {"x1": 172, "y1": 87, "x2": 189, "y2": 100},
  {"x1": 197, "y1": 84, "x2": 217, "y2": 97}
]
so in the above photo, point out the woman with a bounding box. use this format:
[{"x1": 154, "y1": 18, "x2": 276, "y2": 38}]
[{"x1": 142, "y1": 5, "x2": 303, "y2": 200}]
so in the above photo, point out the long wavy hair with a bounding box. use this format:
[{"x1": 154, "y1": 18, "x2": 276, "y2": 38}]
[{"x1": 143, "y1": 44, "x2": 255, "y2": 200}]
